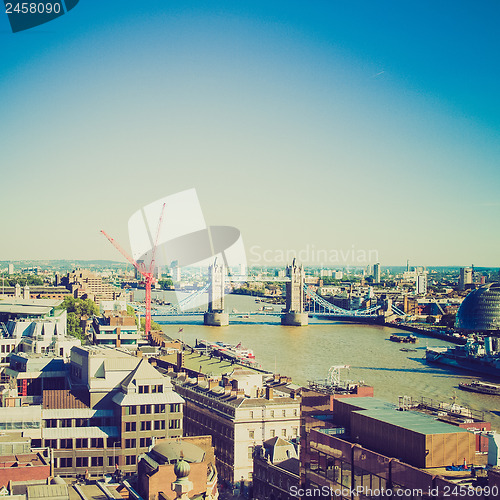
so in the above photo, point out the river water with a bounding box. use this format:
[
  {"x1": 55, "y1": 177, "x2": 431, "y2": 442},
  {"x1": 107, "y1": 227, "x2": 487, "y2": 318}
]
[{"x1": 136, "y1": 290, "x2": 500, "y2": 430}]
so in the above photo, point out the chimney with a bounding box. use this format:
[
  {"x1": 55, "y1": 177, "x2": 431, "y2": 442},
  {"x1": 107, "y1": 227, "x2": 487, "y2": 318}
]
[
  {"x1": 197, "y1": 374, "x2": 204, "y2": 384},
  {"x1": 230, "y1": 379, "x2": 239, "y2": 391},
  {"x1": 176, "y1": 351, "x2": 184, "y2": 370},
  {"x1": 237, "y1": 389, "x2": 245, "y2": 397},
  {"x1": 273, "y1": 374, "x2": 280, "y2": 383},
  {"x1": 208, "y1": 379, "x2": 219, "y2": 390},
  {"x1": 266, "y1": 386, "x2": 274, "y2": 400}
]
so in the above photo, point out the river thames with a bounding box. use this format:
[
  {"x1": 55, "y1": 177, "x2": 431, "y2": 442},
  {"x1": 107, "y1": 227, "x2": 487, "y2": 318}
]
[{"x1": 139, "y1": 290, "x2": 500, "y2": 430}]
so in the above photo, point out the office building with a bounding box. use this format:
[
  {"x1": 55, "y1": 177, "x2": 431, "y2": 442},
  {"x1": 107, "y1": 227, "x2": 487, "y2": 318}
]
[
  {"x1": 459, "y1": 267, "x2": 473, "y2": 291},
  {"x1": 373, "y1": 263, "x2": 381, "y2": 284}
]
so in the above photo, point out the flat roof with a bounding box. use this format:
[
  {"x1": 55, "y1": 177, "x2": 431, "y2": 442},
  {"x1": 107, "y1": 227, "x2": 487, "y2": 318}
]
[{"x1": 345, "y1": 398, "x2": 470, "y2": 435}]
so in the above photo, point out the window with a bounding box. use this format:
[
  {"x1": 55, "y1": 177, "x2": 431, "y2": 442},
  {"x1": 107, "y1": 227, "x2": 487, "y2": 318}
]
[
  {"x1": 59, "y1": 457, "x2": 72, "y2": 468},
  {"x1": 250, "y1": 411, "x2": 254, "y2": 419},
  {"x1": 45, "y1": 419, "x2": 57, "y2": 428},
  {"x1": 281, "y1": 429, "x2": 287, "y2": 437},
  {"x1": 294, "y1": 409, "x2": 298, "y2": 417},
  {"x1": 44, "y1": 439, "x2": 57, "y2": 448},
  {"x1": 249, "y1": 430, "x2": 254, "y2": 439},
  {"x1": 292, "y1": 427, "x2": 298, "y2": 436},
  {"x1": 152, "y1": 384, "x2": 163, "y2": 393},
  {"x1": 60, "y1": 439, "x2": 73, "y2": 449},
  {"x1": 168, "y1": 404, "x2": 178, "y2": 413},
  {"x1": 138, "y1": 385, "x2": 150, "y2": 394},
  {"x1": 140, "y1": 421, "x2": 151, "y2": 431},
  {"x1": 91, "y1": 438, "x2": 103, "y2": 448},
  {"x1": 157, "y1": 404, "x2": 166, "y2": 413},
  {"x1": 76, "y1": 438, "x2": 88, "y2": 449},
  {"x1": 60, "y1": 418, "x2": 72, "y2": 428},
  {"x1": 75, "y1": 418, "x2": 87, "y2": 427},
  {"x1": 108, "y1": 456, "x2": 119, "y2": 466},
  {"x1": 270, "y1": 411, "x2": 275, "y2": 418},
  {"x1": 91, "y1": 456, "x2": 103, "y2": 467},
  {"x1": 125, "y1": 406, "x2": 137, "y2": 415},
  {"x1": 282, "y1": 410, "x2": 286, "y2": 417},
  {"x1": 125, "y1": 422, "x2": 136, "y2": 432},
  {"x1": 248, "y1": 446, "x2": 254, "y2": 459},
  {"x1": 140, "y1": 405, "x2": 151, "y2": 414},
  {"x1": 125, "y1": 439, "x2": 136, "y2": 449},
  {"x1": 270, "y1": 430, "x2": 275, "y2": 438},
  {"x1": 140, "y1": 437, "x2": 152, "y2": 448},
  {"x1": 169, "y1": 419, "x2": 180, "y2": 429},
  {"x1": 76, "y1": 457, "x2": 88, "y2": 467},
  {"x1": 126, "y1": 455, "x2": 136, "y2": 465},
  {"x1": 154, "y1": 420, "x2": 166, "y2": 430}
]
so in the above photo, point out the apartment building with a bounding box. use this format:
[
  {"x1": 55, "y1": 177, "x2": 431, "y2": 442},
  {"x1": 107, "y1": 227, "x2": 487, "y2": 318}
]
[
  {"x1": 1, "y1": 346, "x2": 184, "y2": 477},
  {"x1": 170, "y1": 370, "x2": 300, "y2": 485}
]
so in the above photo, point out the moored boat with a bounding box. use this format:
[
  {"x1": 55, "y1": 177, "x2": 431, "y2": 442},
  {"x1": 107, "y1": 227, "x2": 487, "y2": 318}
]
[
  {"x1": 458, "y1": 380, "x2": 500, "y2": 396},
  {"x1": 390, "y1": 334, "x2": 418, "y2": 343}
]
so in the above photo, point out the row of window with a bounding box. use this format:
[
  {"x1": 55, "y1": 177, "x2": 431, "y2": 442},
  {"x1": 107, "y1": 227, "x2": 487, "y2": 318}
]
[
  {"x1": 0, "y1": 344, "x2": 14, "y2": 353},
  {"x1": 58, "y1": 455, "x2": 137, "y2": 468},
  {"x1": 45, "y1": 417, "x2": 113, "y2": 428},
  {"x1": 249, "y1": 408, "x2": 299, "y2": 419},
  {"x1": 138, "y1": 384, "x2": 163, "y2": 393},
  {"x1": 124, "y1": 403, "x2": 180, "y2": 415},
  {"x1": 248, "y1": 427, "x2": 298, "y2": 439},
  {"x1": 124, "y1": 437, "x2": 154, "y2": 448},
  {"x1": 44, "y1": 438, "x2": 120, "y2": 449}
]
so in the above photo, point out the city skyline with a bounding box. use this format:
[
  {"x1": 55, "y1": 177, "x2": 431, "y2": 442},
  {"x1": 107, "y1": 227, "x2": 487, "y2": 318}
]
[{"x1": 1, "y1": 1, "x2": 499, "y2": 266}]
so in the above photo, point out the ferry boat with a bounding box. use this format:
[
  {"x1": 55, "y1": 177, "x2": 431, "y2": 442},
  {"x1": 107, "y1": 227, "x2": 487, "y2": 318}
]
[{"x1": 458, "y1": 380, "x2": 500, "y2": 396}]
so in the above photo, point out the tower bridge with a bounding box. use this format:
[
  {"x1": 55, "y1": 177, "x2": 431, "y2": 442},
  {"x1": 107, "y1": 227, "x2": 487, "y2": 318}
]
[{"x1": 134, "y1": 261, "x2": 397, "y2": 326}]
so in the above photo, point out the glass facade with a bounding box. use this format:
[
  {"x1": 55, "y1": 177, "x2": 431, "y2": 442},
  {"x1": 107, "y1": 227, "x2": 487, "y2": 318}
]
[{"x1": 456, "y1": 283, "x2": 500, "y2": 332}]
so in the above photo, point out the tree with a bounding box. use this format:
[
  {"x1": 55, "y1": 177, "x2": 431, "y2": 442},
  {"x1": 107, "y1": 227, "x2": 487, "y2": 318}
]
[
  {"x1": 58, "y1": 296, "x2": 98, "y2": 340},
  {"x1": 158, "y1": 279, "x2": 174, "y2": 290}
]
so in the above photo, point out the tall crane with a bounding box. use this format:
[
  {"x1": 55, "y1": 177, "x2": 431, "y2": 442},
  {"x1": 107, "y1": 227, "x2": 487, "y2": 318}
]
[{"x1": 101, "y1": 203, "x2": 166, "y2": 338}]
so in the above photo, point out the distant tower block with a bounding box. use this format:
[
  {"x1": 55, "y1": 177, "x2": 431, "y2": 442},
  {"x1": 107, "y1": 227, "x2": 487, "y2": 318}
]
[
  {"x1": 204, "y1": 260, "x2": 229, "y2": 326},
  {"x1": 281, "y1": 259, "x2": 308, "y2": 326}
]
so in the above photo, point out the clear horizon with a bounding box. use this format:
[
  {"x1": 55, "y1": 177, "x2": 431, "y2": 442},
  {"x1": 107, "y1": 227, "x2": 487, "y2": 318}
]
[{"x1": 1, "y1": 1, "x2": 499, "y2": 267}]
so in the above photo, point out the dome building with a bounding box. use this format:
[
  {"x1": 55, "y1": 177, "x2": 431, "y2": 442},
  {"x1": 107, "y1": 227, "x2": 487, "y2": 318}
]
[
  {"x1": 137, "y1": 436, "x2": 218, "y2": 500},
  {"x1": 455, "y1": 282, "x2": 500, "y2": 333}
]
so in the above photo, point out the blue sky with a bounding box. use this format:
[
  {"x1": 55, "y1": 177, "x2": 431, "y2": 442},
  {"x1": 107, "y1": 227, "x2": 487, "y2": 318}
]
[{"x1": 1, "y1": 1, "x2": 499, "y2": 266}]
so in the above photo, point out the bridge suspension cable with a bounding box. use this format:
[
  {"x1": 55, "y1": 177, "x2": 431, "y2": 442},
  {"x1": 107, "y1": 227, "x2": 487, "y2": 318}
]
[{"x1": 303, "y1": 284, "x2": 381, "y2": 317}]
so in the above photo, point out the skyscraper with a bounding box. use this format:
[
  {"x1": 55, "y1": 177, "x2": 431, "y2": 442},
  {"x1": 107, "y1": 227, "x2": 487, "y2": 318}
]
[
  {"x1": 373, "y1": 263, "x2": 381, "y2": 284},
  {"x1": 459, "y1": 267, "x2": 473, "y2": 291},
  {"x1": 416, "y1": 274, "x2": 427, "y2": 295}
]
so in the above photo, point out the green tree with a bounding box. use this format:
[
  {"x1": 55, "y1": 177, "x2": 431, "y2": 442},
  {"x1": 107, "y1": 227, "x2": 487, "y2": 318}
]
[
  {"x1": 158, "y1": 279, "x2": 174, "y2": 290},
  {"x1": 140, "y1": 317, "x2": 163, "y2": 332},
  {"x1": 58, "y1": 296, "x2": 98, "y2": 340}
]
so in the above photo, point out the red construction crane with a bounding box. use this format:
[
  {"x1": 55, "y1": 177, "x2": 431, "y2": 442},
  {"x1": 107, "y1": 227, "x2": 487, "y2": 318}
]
[{"x1": 101, "y1": 203, "x2": 166, "y2": 339}]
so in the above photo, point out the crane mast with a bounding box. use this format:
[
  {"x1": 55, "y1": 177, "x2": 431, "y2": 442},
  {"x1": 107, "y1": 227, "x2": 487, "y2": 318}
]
[{"x1": 101, "y1": 203, "x2": 166, "y2": 339}]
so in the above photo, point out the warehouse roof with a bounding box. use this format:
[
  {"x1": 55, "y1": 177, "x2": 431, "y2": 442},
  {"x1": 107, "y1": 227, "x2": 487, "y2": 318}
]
[{"x1": 343, "y1": 397, "x2": 471, "y2": 435}]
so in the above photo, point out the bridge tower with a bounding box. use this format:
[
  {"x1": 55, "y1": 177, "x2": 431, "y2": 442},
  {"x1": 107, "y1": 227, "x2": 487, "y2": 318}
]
[
  {"x1": 204, "y1": 260, "x2": 229, "y2": 326},
  {"x1": 281, "y1": 259, "x2": 309, "y2": 326}
]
